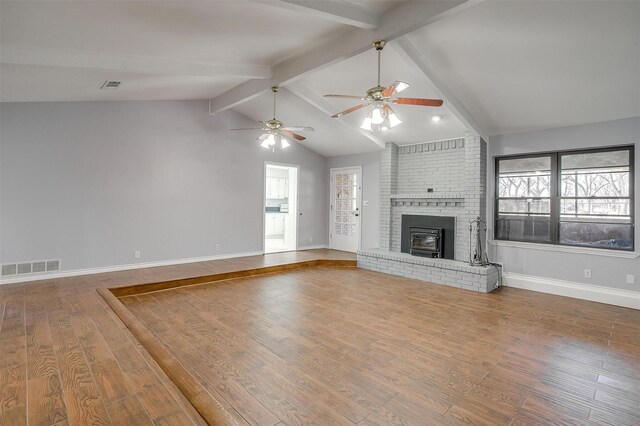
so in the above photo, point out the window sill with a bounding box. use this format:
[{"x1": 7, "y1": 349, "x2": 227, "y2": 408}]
[{"x1": 488, "y1": 240, "x2": 640, "y2": 259}]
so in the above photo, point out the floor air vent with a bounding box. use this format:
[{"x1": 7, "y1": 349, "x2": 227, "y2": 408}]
[{"x1": 1, "y1": 259, "x2": 61, "y2": 277}]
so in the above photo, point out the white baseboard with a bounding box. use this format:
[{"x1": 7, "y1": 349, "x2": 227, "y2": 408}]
[
  {"x1": 297, "y1": 244, "x2": 327, "y2": 251},
  {"x1": 503, "y1": 272, "x2": 640, "y2": 310},
  {"x1": 0, "y1": 251, "x2": 264, "y2": 285}
]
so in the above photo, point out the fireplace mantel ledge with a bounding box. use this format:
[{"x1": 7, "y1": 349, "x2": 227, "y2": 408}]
[
  {"x1": 357, "y1": 249, "x2": 494, "y2": 274},
  {"x1": 390, "y1": 192, "x2": 463, "y2": 200}
]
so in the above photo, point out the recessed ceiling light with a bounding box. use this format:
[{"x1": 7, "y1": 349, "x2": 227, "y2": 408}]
[{"x1": 432, "y1": 115, "x2": 442, "y2": 122}]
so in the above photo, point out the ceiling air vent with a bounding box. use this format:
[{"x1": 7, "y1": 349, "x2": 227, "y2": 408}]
[{"x1": 100, "y1": 80, "x2": 121, "y2": 90}]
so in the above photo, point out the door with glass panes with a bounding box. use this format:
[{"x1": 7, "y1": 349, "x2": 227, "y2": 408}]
[{"x1": 329, "y1": 167, "x2": 362, "y2": 252}]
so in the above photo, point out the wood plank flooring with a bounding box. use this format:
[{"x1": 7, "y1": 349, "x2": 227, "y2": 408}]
[
  {"x1": 119, "y1": 267, "x2": 640, "y2": 426},
  {"x1": 0, "y1": 249, "x2": 354, "y2": 426},
  {"x1": 1, "y1": 249, "x2": 639, "y2": 425}
]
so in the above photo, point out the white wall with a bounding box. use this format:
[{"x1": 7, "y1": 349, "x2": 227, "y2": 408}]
[
  {"x1": 0, "y1": 100, "x2": 327, "y2": 272},
  {"x1": 327, "y1": 150, "x2": 381, "y2": 250},
  {"x1": 488, "y1": 117, "x2": 640, "y2": 292}
]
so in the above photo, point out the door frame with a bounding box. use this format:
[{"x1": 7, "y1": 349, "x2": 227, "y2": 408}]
[
  {"x1": 329, "y1": 166, "x2": 363, "y2": 252},
  {"x1": 263, "y1": 161, "x2": 299, "y2": 254}
]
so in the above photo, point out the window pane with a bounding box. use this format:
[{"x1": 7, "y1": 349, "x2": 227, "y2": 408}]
[
  {"x1": 495, "y1": 216, "x2": 551, "y2": 243},
  {"x1": 561, "y1": 150, "x2": 629, "y2": 170},
  {"x1": 559, "y1": 222, "x2": 633, "y2": 250},
  {"x1": 560, "y1": 198, "x2": 630, "y2": 217},
  {"x1": 499, "y1": 175, "x2": 551, "y2": 197},
  {"x1": 499, "y1": 156, "x2": 551, "y2": 173},
  {"x1": 497, "y1": 155, "x2": 553, "y2": 244},
  {"x1": 561, "y1": 169, "x2": 629, "y2": 198},
  {"x1": 559, "y1": 149, "x2": 632, "y2": 250},
  {"x1": 498, "y1": 156, "x2": 552, "y2": 198},
  {"x1": 499, "y1": 199, "x2": 550, "y2": 214}
]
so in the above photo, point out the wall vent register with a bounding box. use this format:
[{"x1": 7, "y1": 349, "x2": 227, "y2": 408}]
[{"x1": 1, "y1": 259, "x2": 60, "y2": 276}]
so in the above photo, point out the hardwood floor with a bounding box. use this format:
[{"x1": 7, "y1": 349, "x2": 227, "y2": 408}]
[
  {"x1": 0, "y1": 249, "x2": 354, "y2": 426},
  {"x1": 120, "y1": 267, "x2": 640, "y2": 426},
  {"x1": 1, "y1": 249, "x2": 639, "y2": 425}
]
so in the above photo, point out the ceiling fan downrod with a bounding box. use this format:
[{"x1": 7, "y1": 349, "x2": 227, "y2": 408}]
[
  {"x1": 373, "y1": 40, "x2": 386, "y2": 88},
  {"x1": 271, "y1": 86, "x2": 278, "y2": 120}
]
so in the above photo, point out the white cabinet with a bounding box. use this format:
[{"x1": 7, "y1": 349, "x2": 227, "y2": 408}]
[
  {"x1": 275, "y1": 215, "x2": 285, "y2": 235},
  {"x1": 265, "y1": 213, "x2": 285, "y2": 237},
  {"x1": 266, "y1": 177, "x2": 288, "y2": 199}
]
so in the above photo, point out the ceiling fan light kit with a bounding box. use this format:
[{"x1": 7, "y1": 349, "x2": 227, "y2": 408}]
[
  {"x1": 324, "y1": 40, "x2": 444, "y2": 132},
  {"x1": 361, "y1": 103, "x2": 402, "y2": 132},
  {"x1": 230, "y1": 86, "x2": 314, "y2": 150}
]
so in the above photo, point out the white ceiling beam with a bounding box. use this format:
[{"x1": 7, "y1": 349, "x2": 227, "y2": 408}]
[
  {"x1": 254, "y1": 0, "x2": 381, "y2": 30},
  {"x1": 0, "y1": 46, "x2": 272, "y2": 79},
  {"x1": 285, "y1": 83, "x2": 385, "y2": 149},
  {"x1": 208, "y1": 0, "x2": 482, "y2": 114},
  {"x1": 394, "y1": 36, "x2": 488, "y2": 141}
]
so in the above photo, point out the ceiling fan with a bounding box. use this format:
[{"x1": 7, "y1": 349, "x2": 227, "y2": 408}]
[
  {"x1": 324, "y1": 40, "x2": 444, "y2": 131},
  {"x1": 230, "y1": 86, "x2": 314, "y2": 149}
]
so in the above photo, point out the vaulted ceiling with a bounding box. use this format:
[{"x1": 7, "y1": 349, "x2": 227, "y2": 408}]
[{"x1": 1, "y1": 0, "x2": 639, "y2": 157}]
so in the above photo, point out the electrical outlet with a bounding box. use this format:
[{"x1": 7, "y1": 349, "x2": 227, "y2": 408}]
[
  {"x1": 134, "y1": 251, "x2": 141, "y2": 259},
  {"x1": 215, "y1": 244, "x2": 220, "y2": 251},
  {"x1": 627, "y1": 274, "x2": 635, "y2": 285},
  {"x1": 584, "y1": 269, "x2": 592, "y2": 279},
  {"x1": 308, "y1": 237, "x2": 313, "y2": 243}
]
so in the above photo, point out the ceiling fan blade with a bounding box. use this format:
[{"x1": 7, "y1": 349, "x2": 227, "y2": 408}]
[
  {"x1": 392, "y1": 98, "x2": 443, "y2": 107},
  {"x1": 281, "y1": 126, "x2": 314, "y2": 132},
  {"x1": 230, "y1": 127, "x2": 267, "y2": 131},
  {"x1": 281, "y1": 131, "x2": 306, "y2": 141},
  {"x1": 381, "y1": 81, "x2": 409, "y2": 98},
  {"x1": 324, "y1": 94, "x2": 367, "y2": 100},
  {"x1": 331, "y1": 103, "x2": 370, "y2": 118}
]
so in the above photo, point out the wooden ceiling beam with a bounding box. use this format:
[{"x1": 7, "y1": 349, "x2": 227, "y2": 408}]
[
  {"x1": 0, "y1": 46, "x2": 272, "y2": 79},
  {"x1": 394, "y1": 36, "x2": 489, "y2": 141},
  {"x1": 255, "y1": 0, "x2": 381, "y2": 30},
  {"x1": 208, "y1": 0, "x2": 483, "y2": 115}
]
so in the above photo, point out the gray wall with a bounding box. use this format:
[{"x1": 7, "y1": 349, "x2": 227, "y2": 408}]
[
  {"x1": 0, "y1": 100, "x2": 327, "y2": 272},
  {"x1": 327, "y1": 150, "x2": 381, "y2": 250},
  {"x1": 488, "y1": 117, "x2": 640, "y2": 291}
]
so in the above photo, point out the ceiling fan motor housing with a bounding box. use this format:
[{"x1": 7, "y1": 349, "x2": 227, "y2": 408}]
[{"x1": 366, "y1": 86, "x2": 387, "y2": 101}]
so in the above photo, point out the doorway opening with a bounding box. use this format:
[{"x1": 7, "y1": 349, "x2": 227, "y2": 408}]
[{"x1": 264, "y1": 163, "x2": 298, "y2": 253}]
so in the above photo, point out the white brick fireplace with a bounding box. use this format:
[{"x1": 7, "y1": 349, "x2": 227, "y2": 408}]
[{"x1": 358, "y1": 135, "x2": 499, "y2": 293}]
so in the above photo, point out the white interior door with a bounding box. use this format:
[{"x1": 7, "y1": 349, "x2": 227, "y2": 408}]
[{"x1": 330, "y1": 167, "x2": 362, "y2": 252}]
